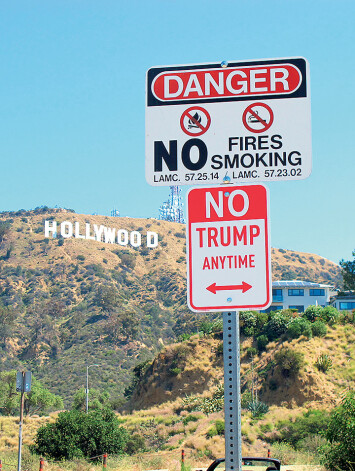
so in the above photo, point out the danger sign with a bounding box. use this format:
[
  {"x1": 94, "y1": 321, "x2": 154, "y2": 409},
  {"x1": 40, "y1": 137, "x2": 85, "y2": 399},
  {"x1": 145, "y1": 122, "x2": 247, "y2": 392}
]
[
  {"x1": 146, "y1": 57, "x2": 311, "y2": 186},
  {"x1": 186, "y1": 184, "x2": 271, "y2": 312}
]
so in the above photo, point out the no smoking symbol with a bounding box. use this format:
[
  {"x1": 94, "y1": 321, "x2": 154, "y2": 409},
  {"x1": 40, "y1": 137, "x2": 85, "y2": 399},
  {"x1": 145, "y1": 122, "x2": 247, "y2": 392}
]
[
  {"x1": 180, "y1": 106, "x2": 211, "y2": 137},
  {"x1": 242, "y1": 102, "x2": 274, "y2": 133}
]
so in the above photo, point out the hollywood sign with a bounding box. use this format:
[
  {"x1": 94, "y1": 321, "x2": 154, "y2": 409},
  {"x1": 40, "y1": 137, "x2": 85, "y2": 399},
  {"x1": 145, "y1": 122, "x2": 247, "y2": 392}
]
[{"x1": 44, "y1": 220, "x2": 159, "y2": 248}]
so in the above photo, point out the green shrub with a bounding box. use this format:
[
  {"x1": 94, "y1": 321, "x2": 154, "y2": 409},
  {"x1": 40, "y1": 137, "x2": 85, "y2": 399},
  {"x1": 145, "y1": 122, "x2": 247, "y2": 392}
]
[
  {"x1": 246, "y1": 347, "x2": 257, "y2": 358},
  {"x1": 216, "y1": 342, "x2": 223, "y2": 356},
  {"x1": 264, "y1": 311, "x2": 292, "y2": 340},
  {"x1": 77, "y1": 255, "x2": 85, "y2": 261},
  {"x1": 286, "y1": 317, "x2": 312, "y2": 339},
  {"x1": 182, "y1": 414, "x2": 199, "y2": 426},
  {"x1": 239, "y1": 310, "x2": 258, "y2": 336},
  {"x1": 206, "y1": 419, "x2": 224, "y2": 438},
  {"x1": 277, "y1": 409, "x2": 329, "y2": 448},
  {"x1": 339, "y1": 310, "x2": 355, "y2": 324},
  {"x1": 320, "y1": 306, "x2": 339, "y2": 325},
  {"x1": 247, "y1": 400, "x2": 269, "y2": 418},
  {"x1": 256, "y1": 334, "x2": 269, "y2": 352},
  {"x1": 321, "y1": 391, "x2": 355, "y2": 471},
  {"x1": 315, "y1": 354, "x2": 332, "y2": 372},
  {"x1": 274, "y1": 348, "x2": 304, "y2": 378},
  {"x1": 30, "y1": 408, "x2": 129, "y2": 460},
  {"x1": 169, "y1": 367, "x2": 182, "y2": 376},
  {"x1": 215, "y1": 419, "x2": 225, "y2": 435},
  {"x1": 311, "y1": 320, "x2": 327, "y2": 337},
  {"x1": 124, "y1": 434, "x2": 146, "y2": 454},
  {"x1": 303, "y1": 305, "x2": 323, "y2": 322}
]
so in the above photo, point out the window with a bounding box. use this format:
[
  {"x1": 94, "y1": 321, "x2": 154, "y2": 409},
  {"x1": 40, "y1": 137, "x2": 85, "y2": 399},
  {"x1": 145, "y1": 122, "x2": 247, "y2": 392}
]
[
  {"x1": 310, "y1": 289, "x2": 325, "y2": 296},
  {"x1": 288, "y1": 289, "x2": 304, "y2": 296},
  {"x1": 339, "y1": 302, "x2": 355, "y2": 310},
  {"x1": 261, "y1": 305, "x2": 283, "y2": 313},
  {"x1": 272, "y1": 288, "x2": 283, "y2": 302},
  {"x1": 289, "y1": 305, "x2": 304, "y2": 312}
]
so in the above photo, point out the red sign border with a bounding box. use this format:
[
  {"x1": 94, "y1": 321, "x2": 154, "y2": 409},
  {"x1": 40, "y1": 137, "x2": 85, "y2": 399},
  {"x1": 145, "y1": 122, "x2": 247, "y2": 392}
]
[{"x1": 186, "y1": 184, "x2": 271, "y2": 312}]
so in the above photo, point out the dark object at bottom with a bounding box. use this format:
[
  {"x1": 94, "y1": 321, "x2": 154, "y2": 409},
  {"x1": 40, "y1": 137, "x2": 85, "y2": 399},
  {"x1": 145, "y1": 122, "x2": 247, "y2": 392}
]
[{"x1": 206, "y1": 457, "x2": 281, "y2": 471}]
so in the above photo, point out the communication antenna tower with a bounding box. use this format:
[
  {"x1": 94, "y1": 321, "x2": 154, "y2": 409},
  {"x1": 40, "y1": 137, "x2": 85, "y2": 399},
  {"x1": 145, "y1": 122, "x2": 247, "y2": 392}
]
[
  {"x1": 159, "y1": 186, "x2": 185, "y2": 223},
  {"x1": 111, "y1": 209, "x2": 120, "y2": 217}
]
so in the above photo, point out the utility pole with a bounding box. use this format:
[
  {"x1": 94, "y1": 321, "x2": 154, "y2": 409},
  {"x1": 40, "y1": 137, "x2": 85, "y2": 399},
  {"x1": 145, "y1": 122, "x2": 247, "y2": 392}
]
[{"x1": 86, "y1": 365, "x2": 99, "y2": 413}]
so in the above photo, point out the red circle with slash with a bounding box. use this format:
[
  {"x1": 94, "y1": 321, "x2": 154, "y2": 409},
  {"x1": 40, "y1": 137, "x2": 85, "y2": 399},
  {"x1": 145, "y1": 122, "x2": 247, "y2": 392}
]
[
  {"x1": 242, "y1": 102, "x2": 274, "y2": 133},
  {"x1": 180, "y1": 106, "x2": 211, "y2": 136}
]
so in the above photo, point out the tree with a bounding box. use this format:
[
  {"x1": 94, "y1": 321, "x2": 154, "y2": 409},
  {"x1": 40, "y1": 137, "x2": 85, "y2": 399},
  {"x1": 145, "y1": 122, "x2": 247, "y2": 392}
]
[
  {"x1": 0, "y1": 371, "x2": 63, "y2": 416},
  {"x1": 71, "y1": 387, "x2": 110, "y2": 412},
  {"x1": 93, "y1": 285, "x2": 120, "y2": 311},
  {"x1": 321, "y1": 391, "x2": 355, "y2": 471},
  {"x1": 274, "y1": 348, "x2": 304, "y2": 378},
  {"x1": 0, "y1": 371, "x2": 19, "y2": 415},
  {"x1": 23, "y1": 378, "x2": 63, "y2": 416},
  {"x1": 339, "y1": 249, "x2": 355, "y2": 291},
  {"x1": 30, "y1": 408, "x2": 129, "y2": 460},
  {"x1": 104, "y1": 309, "x2": 139, "y2": 342}
]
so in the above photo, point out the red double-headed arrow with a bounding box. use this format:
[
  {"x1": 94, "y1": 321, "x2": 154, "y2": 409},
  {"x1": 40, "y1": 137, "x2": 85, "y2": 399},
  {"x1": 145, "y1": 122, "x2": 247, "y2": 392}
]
[{"x1": 206, "y1": 281, "x2": 252, "y2": 294}]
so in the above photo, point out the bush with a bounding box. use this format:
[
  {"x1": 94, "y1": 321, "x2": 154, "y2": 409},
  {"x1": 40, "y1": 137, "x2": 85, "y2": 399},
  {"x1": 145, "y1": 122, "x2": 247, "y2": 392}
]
[
  {"x1": 264, "y1": 311, "x2": 292, "y2": 340},
  {"x1": 277, "y1": 409, "x2": 329, "y2": 448},
  {"x1": 286, "y1": 317, "x2": 312, "y2": 339},
  {"x1": 239, "y1": 310, "x2": 258, "y2": 336},
  {"x1": 30, "y1": 408, "x2": 129, "y2": 460},
  {"x1": 206, "y1": 419, "x2": 224, "y2": 438},
  {"x1": 274, "y1": 348, "x2": 304, "y2": 378},
  {"x1": 246, "y1": 347, "x2": 257, "y2": 358},
  {"x1": 182, "y1": 414, "x2": 199, "y2": 426},
  {"x1": 311, "y1": 320, "x2": 327, "y2": 337},
  {"x1": 315, "y1": 354, "x2": 332, "y2": 372},
  {"x1": 321, "y1": 391, "x2": 355, "y2": 471},
  {"x1": 247, "y1": 400, "x2": 269, "y2": 418},
  {"x1": 256, "y1": 334, "x2": 269, "y2": 352},
  {"x1": 320, "y1": 306, "x2": 339, "y2": 325},
  {"x1": 303, "y1": 305, "x2": 323, "y2": 322},
  {"x1": 124, "y1": 434, "x2": 146, "y2": 454}
]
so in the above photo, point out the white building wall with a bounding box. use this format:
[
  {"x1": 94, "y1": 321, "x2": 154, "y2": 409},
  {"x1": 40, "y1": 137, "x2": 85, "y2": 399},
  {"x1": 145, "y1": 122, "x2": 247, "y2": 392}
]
[
  {"x1": 269, "y1": 282, "x2": 332, "y2": 312},
  {"x1": 281, "y1": 288, "x2": 329, "y2": 309}
]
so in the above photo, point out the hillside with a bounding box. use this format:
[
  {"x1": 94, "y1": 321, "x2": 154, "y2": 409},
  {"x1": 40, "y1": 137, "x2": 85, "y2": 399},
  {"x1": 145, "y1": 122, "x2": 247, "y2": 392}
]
[
  {"x1": 129, "y1": 325, "x2": 355, "y2": 411},
  {"x1": 120, "y1": 323, "x2": 355, "y2": 461},
  {"x1": 0, "y1": 207, "x2": 342, "y2": 405}
]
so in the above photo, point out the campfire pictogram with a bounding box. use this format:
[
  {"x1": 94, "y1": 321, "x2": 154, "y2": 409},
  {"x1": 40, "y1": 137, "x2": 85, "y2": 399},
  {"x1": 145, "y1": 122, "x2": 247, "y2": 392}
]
[{"x1": 188, "y1": 112, "x2": 202, "y2": 128}]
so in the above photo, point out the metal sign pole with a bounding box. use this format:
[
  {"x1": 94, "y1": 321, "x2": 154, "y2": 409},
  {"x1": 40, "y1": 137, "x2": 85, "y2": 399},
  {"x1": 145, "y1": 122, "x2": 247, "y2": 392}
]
[
  {"x1": 223, "y1": 311, "x2": 242, "y2": 471},
  {"x1": 17, "y1": 372, "x2": 25, "y2": 471}
]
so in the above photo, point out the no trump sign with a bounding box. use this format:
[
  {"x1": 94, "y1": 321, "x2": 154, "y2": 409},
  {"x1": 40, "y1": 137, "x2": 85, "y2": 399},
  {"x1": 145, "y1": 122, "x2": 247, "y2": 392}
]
[{"x1": 186, "y1": 184, "x2": 271, "y2": 312}]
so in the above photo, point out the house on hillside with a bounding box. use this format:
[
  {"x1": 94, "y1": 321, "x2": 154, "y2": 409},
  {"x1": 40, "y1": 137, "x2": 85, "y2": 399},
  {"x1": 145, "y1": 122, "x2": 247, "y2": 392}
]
[
  {"x1": 262, "y1": 280, "x2": 334, "y2": 313},
  {"x1": 331, "y1": 292, "x2": 355, "y2": 311}
]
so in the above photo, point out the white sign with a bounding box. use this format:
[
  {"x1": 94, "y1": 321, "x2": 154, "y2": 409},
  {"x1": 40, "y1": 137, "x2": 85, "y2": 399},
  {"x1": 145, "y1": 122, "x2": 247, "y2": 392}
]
[
  {"x1": 146, "y1": 57, "x2": 311, "y2": 186},
  {"x1": 186, "y1": 184, "x2": 271, "y2": 312},
  {"x1": 44, "y1": 221, "x2": 159, "y2": 248}
]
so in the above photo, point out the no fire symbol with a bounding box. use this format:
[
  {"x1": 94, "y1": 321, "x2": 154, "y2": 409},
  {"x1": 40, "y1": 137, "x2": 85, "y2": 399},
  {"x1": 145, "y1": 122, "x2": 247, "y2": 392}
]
[
  {"x1": 242, "y1": 102, "x2": 274, "y2": 133},
  {"x1": 180, "y1": 106, "x2": 211, "y2": 136}
]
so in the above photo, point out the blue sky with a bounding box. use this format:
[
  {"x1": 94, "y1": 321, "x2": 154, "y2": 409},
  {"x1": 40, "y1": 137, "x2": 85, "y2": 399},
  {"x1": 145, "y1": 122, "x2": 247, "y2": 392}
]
[{"x1": 0, "y1": 0, "x2": 353, "y2": 264}]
